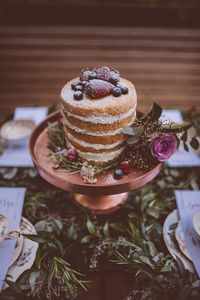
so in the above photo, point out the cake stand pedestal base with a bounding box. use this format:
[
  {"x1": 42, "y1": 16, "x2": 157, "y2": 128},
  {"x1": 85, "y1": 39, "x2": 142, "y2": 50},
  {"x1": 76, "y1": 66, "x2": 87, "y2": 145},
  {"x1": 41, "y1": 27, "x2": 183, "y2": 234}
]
[{"x1": 74, "y1": 192, "x2": 129, "y2": 215}]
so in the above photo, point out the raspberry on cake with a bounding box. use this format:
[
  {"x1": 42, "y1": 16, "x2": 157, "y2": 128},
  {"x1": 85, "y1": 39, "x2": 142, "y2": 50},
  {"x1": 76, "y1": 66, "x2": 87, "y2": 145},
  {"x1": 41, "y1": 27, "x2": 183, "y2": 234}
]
[{"x1": 60, "y1": 67, "x2": 137, "y2": 165}]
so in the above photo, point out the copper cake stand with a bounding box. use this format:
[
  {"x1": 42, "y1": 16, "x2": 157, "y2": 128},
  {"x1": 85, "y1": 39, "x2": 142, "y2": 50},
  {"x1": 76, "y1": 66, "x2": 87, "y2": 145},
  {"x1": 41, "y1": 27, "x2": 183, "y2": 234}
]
[{"x1": 29, "y1": 110, "x2": 163, "y2": 214}]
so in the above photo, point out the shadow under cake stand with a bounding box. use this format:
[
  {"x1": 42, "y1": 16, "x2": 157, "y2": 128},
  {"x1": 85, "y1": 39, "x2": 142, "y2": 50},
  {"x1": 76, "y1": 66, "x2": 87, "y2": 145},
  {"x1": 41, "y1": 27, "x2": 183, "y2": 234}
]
[{"x1": 29, "y1": 110, "x2": 163, "y2": 214}]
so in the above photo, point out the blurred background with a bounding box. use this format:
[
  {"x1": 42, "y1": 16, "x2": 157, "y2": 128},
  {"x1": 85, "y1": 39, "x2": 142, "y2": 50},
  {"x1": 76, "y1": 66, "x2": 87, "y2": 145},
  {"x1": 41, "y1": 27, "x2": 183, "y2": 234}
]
[{"x1": 0, "y1": 0, "x2": 200, "y2": 112}]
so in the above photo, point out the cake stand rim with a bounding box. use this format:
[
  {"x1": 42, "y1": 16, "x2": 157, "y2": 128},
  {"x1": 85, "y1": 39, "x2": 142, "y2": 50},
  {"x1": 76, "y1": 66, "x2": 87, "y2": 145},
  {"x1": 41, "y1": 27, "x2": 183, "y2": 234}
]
[{"x1": 29, "y1": 110, "x2": 163, "y2": 194}]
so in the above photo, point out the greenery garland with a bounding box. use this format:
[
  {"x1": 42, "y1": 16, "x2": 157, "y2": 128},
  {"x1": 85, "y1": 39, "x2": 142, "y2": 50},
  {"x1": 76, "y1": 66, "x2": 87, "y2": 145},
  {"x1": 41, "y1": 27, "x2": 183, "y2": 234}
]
[{"x1": 0, "y1": 108, "x2": 200, "y2": 300}]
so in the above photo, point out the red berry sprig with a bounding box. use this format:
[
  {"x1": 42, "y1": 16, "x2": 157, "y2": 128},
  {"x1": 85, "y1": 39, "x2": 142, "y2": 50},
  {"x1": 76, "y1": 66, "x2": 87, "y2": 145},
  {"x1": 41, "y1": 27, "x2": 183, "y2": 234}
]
[
  {"x1": 119, "y1": 161, "x2": 130, "y2": 175},
  {"x1": 66, "y1": 149, "x2": 78, "y2": 162}
]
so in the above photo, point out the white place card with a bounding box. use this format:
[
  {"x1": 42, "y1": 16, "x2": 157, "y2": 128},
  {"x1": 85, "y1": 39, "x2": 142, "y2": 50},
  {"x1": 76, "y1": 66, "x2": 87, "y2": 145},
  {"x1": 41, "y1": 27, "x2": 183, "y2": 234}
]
[
  {"x1": 160, "y1": 109, "x2": 200, "y2": 167},
  {"x1": 175, "y1": 190, "x2": 200, "y2": 278},
  {"x1": 160, "y1": 109, "x2": 183, "y2": 123},
  {"x1": 167, "y1": 145, "x2": 200, "y2": 167},
  {"x1": 0, "y1": 187, "x2": 26, "y2": 291},
  {"x1": 0, "y1": 107, "x2": 48, "y2": 167}
]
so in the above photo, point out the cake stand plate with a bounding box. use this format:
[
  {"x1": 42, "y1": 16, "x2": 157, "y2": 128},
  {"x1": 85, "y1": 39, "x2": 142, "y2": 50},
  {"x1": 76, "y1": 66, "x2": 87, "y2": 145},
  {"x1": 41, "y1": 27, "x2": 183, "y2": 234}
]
[{"x1": 29, "y1": 110, "x2": 163, "y2": 214}]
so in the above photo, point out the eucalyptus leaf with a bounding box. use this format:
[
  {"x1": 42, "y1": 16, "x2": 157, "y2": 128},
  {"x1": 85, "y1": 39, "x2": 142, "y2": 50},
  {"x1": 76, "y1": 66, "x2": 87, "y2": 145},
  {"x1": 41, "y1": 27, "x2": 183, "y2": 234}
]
[
  {"x1": 170, "y1": 169, "x2": 180, "y2": 178},
  {"x1": 147, "y1": 241, "x2": 158, "y2": 257},
  {"x1": 143, "y1": 193, "x2": 156, "y2": 202},
  {"x1": 122, "y1": 126, "x2": 136, "y2": 136},
  {"x1": 127, "y1": 137, "x2": 140, "y2": 145},
  {"x1": 140, "y1": 102, "x2": 162, "y2": 121},
  {"x1": 190, "y1": 137, "x2": 200, "y2": 150},
  {"x1": 103, "y1": 221, "x2": 109, "y2": 237},
  {"x1": 67, "y1": 224, "x2": 77, "y2": 240},
  {"x1": 154, "y1": 222, "x2": 163, "y2": 235},
  {"x1": 35, "y1": 220, "x2": 53, "y2": 233},
  {"x1": 48, "y1": 242, "x2": 57, "y2": 250},
  {"x1": 160, "y1": 265, "x2": 172, "y2": 272},
  {"x1": 110, "y1": 223, "x2": 126, "y2": 233},
  {"x1": 23, "y1": 234, "x2": 46, "y2": 243},
  {"x1": 29, "y1": 271, "x2": 40, "y2": 292},
  {"x1": 35, "y1": 248, "x2": 41, "y2": 269},
  {"x1": 51, "y1": 219, "x2": 63, "y2": 234},
  {"x1": 141, "y1": 222, "x2": 150, "y2": 240},
  {"x1": 139, "y1": 256, "x2": 155, "y2": 269},
  {"x1": 86, "y1": 218, "x2": 95, "y2": 235},
  {"x1": 3, "y1": 167, "x2": 18, "y2": 180},
  {"x1": 146, "y1": 207, "x2": 159, "y2": 219},
  {"x1": 81, "y1": 235, "x2": 91, "y2": 244},
  {"x1": 54, "y1": 239, "x2": 64, "y2": 254},
  {"x1": 28, "y1": 168, "x2": 38, "y2": 178},
  {"x1": 123, "y1": 126, "x2": 144, "y2": 137},
  {"x1": 192, "y1": 280, "x2": 200, "y2": 288},
  {"x1": 163, "y1": 121, "x2": 194, "y2": 133}
]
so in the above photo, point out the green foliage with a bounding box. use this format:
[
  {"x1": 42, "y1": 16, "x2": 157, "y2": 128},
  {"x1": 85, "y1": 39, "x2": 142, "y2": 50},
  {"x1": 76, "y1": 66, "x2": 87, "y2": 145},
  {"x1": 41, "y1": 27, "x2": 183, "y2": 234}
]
[
  {"x1": 0, "y1": 107, "x2": 200, "y2": 299},
  {"x1": 47, "y1": 122, "x2": 65, "y2": 151},
  {"x1": 140, "y1": 102, "x2": 162, "y2": 121}
]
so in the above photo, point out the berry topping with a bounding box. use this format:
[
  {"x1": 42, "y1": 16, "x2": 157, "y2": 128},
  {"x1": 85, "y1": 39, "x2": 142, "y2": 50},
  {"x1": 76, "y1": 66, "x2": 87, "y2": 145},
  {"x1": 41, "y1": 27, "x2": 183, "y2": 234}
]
[
  {"x1": 119, "y1": 161, "x2": 130, "y2": 175},
  {"x1": 54, "y1": 146, "x2": 62, "y2": 153},
  {"x1": 86, "y1": 79, "x2": 114, "y2": 99},
  {"x1": 71, "y1": 81, "x2": 80, "y2": 90},
  {"x1": 112, "y1": 87, "x2": 122, "y2": 97},
  {"x1": 80, "y1": 70, "x2": 91, "y2": 81},
  {"x1": 111, "y1": 68, "x2": 120, "y2": 75},
  {"x1": 96, "y1": 66, "x2": 111, "y2": 81},
  {"x1": 110, "y1": 71, "x2": 120, "y2": 85},
  {"x1": 74, "y1": 91, "x2": 83, "y2": 100},
  {"x1": 89, "y1": 72, "x2": 97, "y2": 80},
  {"x1": 74, "y1": 84, "x2": 83, "y2": 91},
  {"x1": 121, "y1": 86, "x2": 129, "y2": 94},
  {"x1": 116, "y1": 82, "x2": 123, "y2": 89},
  {"x1": 92, "y1": 67, "x2": 100, "y2": 73},
  {"x1": 114, "y1": 169, "x2": 124, "y2": 180},
  {"x1": 66, "y1": 148, "x2": 78, "y2": 162},
  {"x1": 80, "y1": 81, "x2": 88, "y2": 87}
]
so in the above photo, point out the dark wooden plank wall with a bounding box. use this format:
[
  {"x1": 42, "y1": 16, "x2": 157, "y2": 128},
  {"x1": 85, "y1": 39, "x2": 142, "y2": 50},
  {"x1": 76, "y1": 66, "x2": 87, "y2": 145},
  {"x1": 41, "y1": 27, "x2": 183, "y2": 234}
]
[{"x1": 0, "y1": 26, "x2": 200, "y2": 112}]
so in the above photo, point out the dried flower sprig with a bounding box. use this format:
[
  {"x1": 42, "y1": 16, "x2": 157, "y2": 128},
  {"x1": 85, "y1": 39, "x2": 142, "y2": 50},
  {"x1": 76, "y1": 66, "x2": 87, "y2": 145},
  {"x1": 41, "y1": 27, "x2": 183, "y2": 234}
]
[{"x1": 122, "y1": 103, "x2": 199, "y2": 170}]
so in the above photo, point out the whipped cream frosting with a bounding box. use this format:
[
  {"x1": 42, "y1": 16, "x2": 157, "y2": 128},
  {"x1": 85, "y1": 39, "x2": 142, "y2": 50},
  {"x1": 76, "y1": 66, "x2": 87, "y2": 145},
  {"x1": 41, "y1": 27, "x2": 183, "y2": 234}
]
[
  {"x1": 66, "y1": 140, "x2": 124, "y2": 162},
  {"x1": 64, "y1": 111, "x2": 136, "y2": 136},
  {"x1": 62, "y1": 104, "x2": 136, "y2": 124},
  {"x1": 66, "y1": 132, "x2": 125, "y2": 150}
]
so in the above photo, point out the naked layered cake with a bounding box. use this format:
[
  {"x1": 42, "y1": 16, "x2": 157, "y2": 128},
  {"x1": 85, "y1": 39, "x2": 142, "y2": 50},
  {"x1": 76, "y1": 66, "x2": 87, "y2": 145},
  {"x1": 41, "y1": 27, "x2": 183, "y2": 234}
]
[{"x1": 60, "y1": 67, "x2": 137, "y2": 165}]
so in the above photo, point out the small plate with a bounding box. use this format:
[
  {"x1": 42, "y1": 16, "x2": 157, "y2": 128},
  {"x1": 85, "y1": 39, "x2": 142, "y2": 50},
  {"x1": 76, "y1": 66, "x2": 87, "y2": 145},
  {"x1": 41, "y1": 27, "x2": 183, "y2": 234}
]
[
  {"x1": 3, "y1": 217, "x2": 38, "y2": 289},
  {"x1": 0, "y1": 214, "x2": 10, "y2": 243},
  {"x1": 163, "y1": 209, "x2": 194, "y2": 273},
  {"x1": 175, "y1": 221, "x2": 192, "y2": 261}
]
